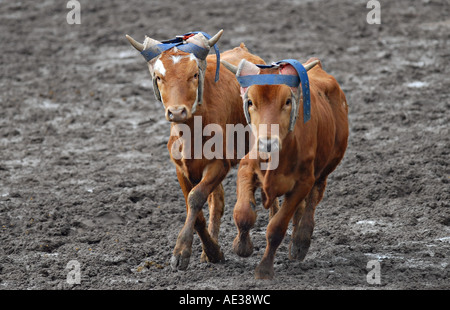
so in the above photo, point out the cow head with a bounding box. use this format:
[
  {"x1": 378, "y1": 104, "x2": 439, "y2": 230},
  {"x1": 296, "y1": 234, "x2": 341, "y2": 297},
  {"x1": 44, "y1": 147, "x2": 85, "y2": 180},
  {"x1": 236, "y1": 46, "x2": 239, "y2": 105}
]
[
  {"x1": 126, "y1": 30, "x2": 223, "y2": 123},
  {"x1": 222, "y1": 59, "x2": 318, "y2": 154}
]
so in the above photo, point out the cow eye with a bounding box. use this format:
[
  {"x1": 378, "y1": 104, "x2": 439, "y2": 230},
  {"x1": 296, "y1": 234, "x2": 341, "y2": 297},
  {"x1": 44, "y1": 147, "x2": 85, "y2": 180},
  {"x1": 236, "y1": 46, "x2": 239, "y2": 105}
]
[
  {"x1": 247, "y1": 99, "x2": 253, "y2": 107},
  {"x1": 193, "y1": 73, "x2": 199, "y2": 79},
  {"x1": 286, "y1": 98, "x2": 292, "y2": 106},
  {"x1": 156, "y1": 76, "x2": 161, "y2": 82}
]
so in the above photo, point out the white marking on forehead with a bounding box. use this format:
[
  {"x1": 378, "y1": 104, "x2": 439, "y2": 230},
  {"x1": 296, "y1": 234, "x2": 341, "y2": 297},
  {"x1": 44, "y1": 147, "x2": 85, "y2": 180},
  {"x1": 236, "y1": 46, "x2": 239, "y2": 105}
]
[
  {"x1": 154, "y1": 58, "x2": 166, "y2": 76},
  {"x1": 170, "y1": 54, "x2": 198, "y2": 64},
  {"x1": 171, "y1": 55, "x2": 183, "y2": 64}
]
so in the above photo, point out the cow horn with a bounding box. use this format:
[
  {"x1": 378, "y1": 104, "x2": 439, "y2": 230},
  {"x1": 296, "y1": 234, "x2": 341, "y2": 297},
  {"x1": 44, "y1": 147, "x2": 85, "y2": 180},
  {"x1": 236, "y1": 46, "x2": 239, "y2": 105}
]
[
  {"x1": 220, "y1": 60, "x2": 238, "y2": 75},
  {"x1": 126, "y1": 35, "x2": 144, "y2": 52},
  {"x1": 208, "y1": 29, "x2": 224, "y2": 47},
  {"x1": 304, "y1": 60, "x2": 319, "y2": 71}
]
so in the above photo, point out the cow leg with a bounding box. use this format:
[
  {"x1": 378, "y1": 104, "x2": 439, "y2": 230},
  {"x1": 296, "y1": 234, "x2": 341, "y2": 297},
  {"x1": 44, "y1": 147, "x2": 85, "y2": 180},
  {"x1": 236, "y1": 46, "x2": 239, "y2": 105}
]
[
  {"x1": 261, "y1": 190, "x2": 279, "y2": 219},
  {"x1": 200, "y1": 183, "x2": 225, "y2": 262},
  {"x1": 233, "y1": 161, "x2": 258, "y2": 257},
  {"x1": 171, "y1": 161, "x2": 229, "y2": 270},
  {"x1": 255, "y1": 178, "x2": 314, "y2": 279},
  {"x1": 292, "y1": 200, "x2": 306, "y2": 229},
  {"x1": 288, "y1": 199, "x2": 306, "y2": 260},
  {"x1": 290, "y1": 179, "x2": 327, "y2": 261},
  {"x1": 191, "y1": 164, "x2": 229, "y2": 264},
  {"x1": 269, "y1": 198, "x2": 279, "y2": 220},
  {"x1": 170, "y1": 167, "x2": 197, "y2": 270}
]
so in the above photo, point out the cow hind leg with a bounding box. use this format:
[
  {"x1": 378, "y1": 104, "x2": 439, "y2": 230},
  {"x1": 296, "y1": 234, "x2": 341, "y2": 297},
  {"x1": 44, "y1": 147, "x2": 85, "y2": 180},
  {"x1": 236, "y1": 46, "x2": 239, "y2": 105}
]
[
  {"x1": 288, "y1": 199, "x2": 306, "y2": 259},
  {"x1": 201, "y1": 183, "x2": 225, "y2": 262},
  {"x1": 269, "y1": 197, "x2": 280, "y2": 220},
  {"x1": 289, "y1": 180, "x2": 327, "y2": 261}
]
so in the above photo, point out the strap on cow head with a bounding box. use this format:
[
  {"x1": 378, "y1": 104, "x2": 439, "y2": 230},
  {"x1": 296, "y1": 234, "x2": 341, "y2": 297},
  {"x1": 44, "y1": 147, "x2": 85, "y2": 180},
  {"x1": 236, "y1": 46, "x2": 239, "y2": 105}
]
[
  {"x1": 223, "y1": 58, "x2": 318, "y2": 131},
  {"x1": 126, "y1": 30, "x2": 222, "y2": 111}
]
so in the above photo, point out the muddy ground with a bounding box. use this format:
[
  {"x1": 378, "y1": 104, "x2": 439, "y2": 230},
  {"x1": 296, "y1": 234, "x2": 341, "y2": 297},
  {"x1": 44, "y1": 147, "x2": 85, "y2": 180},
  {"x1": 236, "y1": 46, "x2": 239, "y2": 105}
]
[{"x1": 0, "y1": 0, "x2": 449, "y2": 290}]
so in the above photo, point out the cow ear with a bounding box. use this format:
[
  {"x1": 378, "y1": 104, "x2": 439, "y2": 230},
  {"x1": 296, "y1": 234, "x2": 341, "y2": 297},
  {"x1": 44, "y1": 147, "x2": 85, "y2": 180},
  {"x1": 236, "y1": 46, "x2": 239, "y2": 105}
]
[
  {"x1": 237, "y1": 59, "x2": 260, "y2": 77},
  {"x1": 279, "y1": 63, "x2": 297, "y2": 76},
  {"x1": 236, "y1": 59, "x2": 260, "y2": 96},
  {"x1": 186, "y1": 30, "x2": 223, "y2": 50},
  {"x1": 279, "y1": 63, "x2": 300, "y2": 96},
  {"x1": 186, "y1": 33, "x2": 210, "y2": 49},
  {"x1": 143, "y1": 36, "x2": 162, "y2": 50},
  {"x1": 141, "y1": 36, "x2": 162, "y2": 75},
  {"x1": 185, "y1": 33, "x2": 209, "y2": 72}
]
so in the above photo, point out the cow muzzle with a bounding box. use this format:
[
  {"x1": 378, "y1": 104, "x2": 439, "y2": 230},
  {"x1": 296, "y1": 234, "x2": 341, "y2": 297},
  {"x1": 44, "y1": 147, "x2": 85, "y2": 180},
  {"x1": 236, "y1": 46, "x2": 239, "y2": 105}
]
[
  {"x1": 166, "y1": 106, "x2": 189, "y2": 122},
  {"x1": 258, "y1": 136, "x2": 280, "y2": 154}
]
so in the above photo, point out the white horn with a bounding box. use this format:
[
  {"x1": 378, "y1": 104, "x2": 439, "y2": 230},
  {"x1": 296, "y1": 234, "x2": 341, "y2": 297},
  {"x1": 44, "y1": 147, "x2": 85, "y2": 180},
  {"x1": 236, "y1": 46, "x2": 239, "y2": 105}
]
[
  {"x1": 304, "y1": 60, "x2": 319, "y2": 71},
  {"x1": 208, "y1": 29, "x2": 224, "y2": 47},
  {"x1": 126, "y1": 35, "x2": 144, "y2": 52},
  {"x1": 220, "y1": 60, "x2": 238, "y2": 75}
]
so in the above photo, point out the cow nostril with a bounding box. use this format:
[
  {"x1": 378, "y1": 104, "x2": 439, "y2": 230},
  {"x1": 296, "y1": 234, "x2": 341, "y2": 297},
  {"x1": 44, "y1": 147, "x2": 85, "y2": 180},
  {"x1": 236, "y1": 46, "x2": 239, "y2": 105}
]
[
  {"x1": 167, "y1": 106, "x2": 189, "y2": 122},
  {"x1": 272, "y1": 140, "x2": 279, "y2": 150},
  {"x1": 258, "y1": 139, "x2": 269, "y2": 152},
  {"x1": 258, "y1": 138, "x2": 279, "y2": 153}
]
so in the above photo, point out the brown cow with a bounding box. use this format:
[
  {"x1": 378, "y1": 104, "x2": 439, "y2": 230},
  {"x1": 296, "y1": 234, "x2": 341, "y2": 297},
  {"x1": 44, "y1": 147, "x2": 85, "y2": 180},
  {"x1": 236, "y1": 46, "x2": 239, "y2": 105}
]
[
  {"x1": 126, "y1": 30, "x2": 265, "y2": 270},
  {"x1": 222, "y1": 58, "x2": 349, "y2": 279}
]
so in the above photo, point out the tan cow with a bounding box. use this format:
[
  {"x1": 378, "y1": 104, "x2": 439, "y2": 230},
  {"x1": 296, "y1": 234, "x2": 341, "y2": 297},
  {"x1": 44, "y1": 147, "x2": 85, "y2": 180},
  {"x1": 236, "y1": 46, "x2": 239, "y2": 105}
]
[
  {"x1": 222, "y1": 57, "x2": 349, "y2": 279},
  {"x1": 126, "y1": 30, "x2": 265, "y2": 270}
]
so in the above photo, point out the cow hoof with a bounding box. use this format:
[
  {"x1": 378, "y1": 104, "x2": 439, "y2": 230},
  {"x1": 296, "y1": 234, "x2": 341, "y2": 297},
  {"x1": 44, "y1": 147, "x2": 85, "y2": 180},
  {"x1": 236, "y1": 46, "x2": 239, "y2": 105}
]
[
  {"x1": 254, "y1": 264, "x2": 274, "y2": 280},
  {"x1": 201, "y1": 240, "x2": 226, "y2": 264},
  {"x1": 289, "y1": 240, "x2": 310, "y2": 261},
  {"x1": 232, "y1": 233, "x2": 253, "y2": 257},
  {"x1": 200, "y1": 249, "x2": 225, "y2": 263},
  {"x1": 170, "y1": 253, "x2": 191, "y2": 271}
]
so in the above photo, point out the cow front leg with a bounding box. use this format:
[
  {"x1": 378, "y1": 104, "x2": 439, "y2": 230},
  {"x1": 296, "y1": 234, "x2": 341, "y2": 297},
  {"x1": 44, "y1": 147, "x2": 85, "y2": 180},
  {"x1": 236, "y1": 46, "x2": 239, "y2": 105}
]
[
  {"x1": 169, "y1": 168, "x2": 194, "y2": 270},
  {"x1": 171, "y1": 161, "x2": 229, "y2": 270},
  {"x1": 255, "y1": 177, "x2": 314, "y2": 279},
  {"x1": 233, "y1": 160, "x2": 258, "y2": 257}
]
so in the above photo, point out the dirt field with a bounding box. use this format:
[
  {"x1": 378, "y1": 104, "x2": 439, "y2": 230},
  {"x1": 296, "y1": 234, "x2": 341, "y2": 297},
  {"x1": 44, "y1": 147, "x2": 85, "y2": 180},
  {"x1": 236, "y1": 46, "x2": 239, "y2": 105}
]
[{"x1": 1, "y1": 0, "x2": 449, "y2": 290}]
